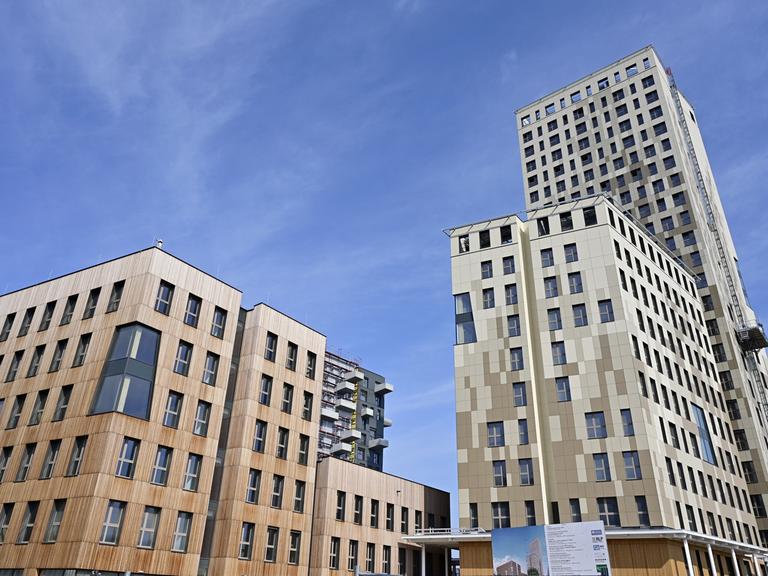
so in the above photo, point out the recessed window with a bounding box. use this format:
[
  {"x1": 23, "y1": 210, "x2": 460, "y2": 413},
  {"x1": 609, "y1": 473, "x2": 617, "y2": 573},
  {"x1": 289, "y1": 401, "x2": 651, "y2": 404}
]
[
  {"x1": 18, "y1": 307, "x2": 35, "y2": 337},
  {"x1": 6, "y1": 394, "x2": 26, "y2": 429},
  {"x1": 482, "y1": 288, "x2": 495, "y2": 309},
  {"x1": 82, "y1": 288, "x2": 101, "y2": 320},
  {"x1": 306, "y1": 351, "x2": 317, "y2": 379},
  {"x1": 505, "y1": 284, "x2": 518, "y2": 305},
  {"x1": 60, "y1": 295, "x2": 78, "y2": 326},
  {"x1": 100, "y1": 500, "x2": 126, "y2": 545},
  {"x1": 154, "y1": 281, "x2": 175, "y2": 315},
  {"x1": 281, "y1": 383, "x2": 294, "y2": 414},
  {"x1": 276, "y1": 427, "x2": 289, "y2": 459},
  {"x1": 173, "y1": 341, "x2": 193, "y2": 376},
  {"x1": 17, "y1": 501, "x2": 39, "y2": 544},
  {"x1": 479, "y1": 230, "x2": 491, "y2": 248},
  {"x1": 52, "y1": 385, "x2": 73, "y2": 422},
  {"x1": 183, "y1": 454, "x2": 202, "y2": 491},
  {"x1": 5, "y1": 350, "x2": 23, "y2": 382},
  {"x1": 624, "y1": 451, "x2": 642, "y2": 480},
  {"x1": 547, "y1": 308, "x2": 562, "y2": 331},
  {"x1": 302, "y1": 392, "x2": 313, "y2": 421},
  {"x1": 115, "y1": 437, "x2": 140, "y2": 478},
  {"x1": 264, "y1": 526, "x2": 279, "y2": 563},
  {"x1": 593, "y1": 453, "x2": 611, "y2": 481},
  {"x1": 286, "y1": 342, "x2": 298, "y2": 371},
  {"x1": 150, "y1": 446, "x2": 173, "y2": 486},
  {"x1": 239, "y1": 522, "x2": 255, "y2": 560},
  {"x1": 510, "y1": 347, "x2": 524, "y2": 371},
  {"x1": 507, "y1": 314, "x2": 521, "y2": 337},
  {"x1": 493, "y1": 460, "x2": 507, "y2": 487},
  {"x1": 43, "y1": 499, "x2": 66, "y2": 543},
  {"x1": 298, "y1": 434, "x2": 310, "y2": 466},
  {"x1": 38, "y1": 302, "x2": 56, "y2": 331},
  {"x1": 211, "y1": 307, "x2": 227, "y2": 338},
  {"x1": 259, "y1": 375, "x2": 273, "y2": 406},
  {"x1": 568, "y1": 272, "x2": 583, "y2": 294},
  {"x1": 564, "y1": 243, "x2": 578, "y2": 263},
  {"x1": 555, "y1": 376, "x2": 571, "y2": 402},
  {"x1": 193, "y1": 401, "x2": 211, "y2": 436},
  {"x1": 586, "y1": 412, "x2": 607, "y2": 439},
  {"x1": 573, "y1": 303, "x2": 588, "y2": 327},
  {"x1": 481, "y1": 260, "x2": 493, "y2": 279},
  {"x1": 513, "y1": 382, "x2": 527, "y2": 406},
  {"x1": 265, "y1": 332, "x2": 278, "y2": 361},
  {"x1": 202, "y1": 352, "x2": 219, "y2": 386},
  {"x1": 487, "y1": 422, "x2": 505, "y2": 447},
  {"x1": 551, "y1": 341, "x2": 567, "y2": 365},
  {"x1": 15, "y1": 443, "x2": 37, "y2": 481},
  {"x1": 26, "y1": 345, "x2": 45, "y2": 378},
  {"x1": 65, "y1": 436, "x2": 87, "y2": 477},
  {"x1": 540, "y1": 248, "x2": 554, "y2": 268},
  {"x1": 519, "y1": 458, "x2": 534, "y2": 485},
  {"x1": 48, "y1": 339, "x2": 68, "y2": 373},
  {"x1": 72, "y1": 333, "x2": 92, "y2": 367},
  {"x1": 137, "y1": 506, "x2": 161, "y2": 549},
  {"x1": 106, "y1": 281, "x2": 125, "y2": 314},
  {"x1": 271, "y1": 474, "x2": 285, "y2": 508},
  {"x1": 28, "y1": 388, "x2": 48, "y2": 425},
  {"x1": 184, "y1": 295, "x2": 202, "y2": 327},
  {"x1": 246, "y1": 469, "x2": 261, "y2": 504},
  {"x1": 598, "y1": 299, "x2": 615, "y2": 322},
  {"x1": 253, "y1": 420, "x2": 267, "y2": 453},
  {"x1": 0, "y1": 312, "x2": 15, "y2": 342},
  {"x1": 171, "y1": 512, "x2": 192, "y2": 553}
]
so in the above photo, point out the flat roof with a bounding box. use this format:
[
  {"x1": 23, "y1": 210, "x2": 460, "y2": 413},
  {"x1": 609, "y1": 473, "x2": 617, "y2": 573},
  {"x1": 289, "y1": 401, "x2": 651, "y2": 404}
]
[
  {"x1": 0, "y1": 245, "x2": 243, "y2": 299},
  {"x1": 318, "y1": 456, "x2": 451, "y2": 496}
]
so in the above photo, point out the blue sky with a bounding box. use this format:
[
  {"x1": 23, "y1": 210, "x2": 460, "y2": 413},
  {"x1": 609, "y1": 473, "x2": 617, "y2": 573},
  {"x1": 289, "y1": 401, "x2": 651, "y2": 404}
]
[{"x1": 2, "y1": 1, "x2": 767, "y2": 520}]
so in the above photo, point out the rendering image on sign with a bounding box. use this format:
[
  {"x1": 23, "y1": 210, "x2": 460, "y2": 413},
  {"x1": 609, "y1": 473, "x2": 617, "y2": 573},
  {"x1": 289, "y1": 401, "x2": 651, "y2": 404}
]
[{"x1": 491, "y1": 521, "x2": 612, "y2": 576}]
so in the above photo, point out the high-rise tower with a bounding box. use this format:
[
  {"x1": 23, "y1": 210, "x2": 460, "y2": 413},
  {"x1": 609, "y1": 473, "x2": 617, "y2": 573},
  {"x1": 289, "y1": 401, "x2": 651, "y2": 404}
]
[{"x1": 516, "y1": 46, "x2": 768, "y2": 545}]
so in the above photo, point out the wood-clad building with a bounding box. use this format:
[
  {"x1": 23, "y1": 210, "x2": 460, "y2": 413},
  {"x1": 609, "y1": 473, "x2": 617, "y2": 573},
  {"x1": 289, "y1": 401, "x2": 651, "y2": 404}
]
[
  {"x1": 0, "y1": 246, "x2": 451, "y2": 576},
  {"x1": 311, "y1": 457, "x2": 451, "y2": 576}
]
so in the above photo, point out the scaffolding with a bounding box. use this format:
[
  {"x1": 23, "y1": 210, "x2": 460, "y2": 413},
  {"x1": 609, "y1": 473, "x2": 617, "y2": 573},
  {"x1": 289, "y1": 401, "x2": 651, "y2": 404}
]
[{"x1": 666, "y1": 68, "x2": 768, "y2": 419}]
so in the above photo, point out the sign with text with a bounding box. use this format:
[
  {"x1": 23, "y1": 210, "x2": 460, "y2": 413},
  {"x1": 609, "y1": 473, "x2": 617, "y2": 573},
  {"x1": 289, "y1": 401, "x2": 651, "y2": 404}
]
[{"x1": 491, "y1": 521, "x2": 611, "y2": 576}]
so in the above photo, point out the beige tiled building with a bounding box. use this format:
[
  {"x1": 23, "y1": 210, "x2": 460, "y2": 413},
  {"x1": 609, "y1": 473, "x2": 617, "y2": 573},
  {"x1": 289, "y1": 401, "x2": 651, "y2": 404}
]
[
  {"x1": 517, "y1": 45, "x2": 768, "y2": 544},
  {"x1": 0, "y1": 246, "x2": 449, "y2": 576},
  {"x1": 439, "y1": 45, "x2": 768, "y2": 576},
  {"x1": 311, "y1": 457, "x2": 450, "y2": 575},
  {"x1": 447, "y1": 197, "x2": 768, "y2": 574}
]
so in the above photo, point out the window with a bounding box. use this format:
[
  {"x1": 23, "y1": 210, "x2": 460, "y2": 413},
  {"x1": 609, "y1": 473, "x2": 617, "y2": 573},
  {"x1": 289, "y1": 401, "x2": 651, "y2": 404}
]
[
  {"x1": 286, "y1": 342, "x2": 298, "y2": 371},
  {"x1": 105, "y1": 281, "x2": 125, "y2": 314},
  {"x1": 370, "y1": 499, "x2": 379, "y2": 528},
  {"x1": 5, "y1": 350, "x2": 23, "y2": 382},
  {"x1": 181, "y1": 295, "x2": 202, "y2": 327},
  {"x1": 503, "y1": 256, "x2": 515, "y2": 274},
  {"x1": 16, "y1": 443, "x2": 36, "y2": 481},
  {"x1": 552, "y1": 342, "x2": 567, "y2": 365},
  {"x1": 60, "y1": 295, "x2": 78, "y2": 325},
  {"x1": 66, "y1": 436, "x2": 87, "y2": 476},
  {"x1": 479, "y1": 230, "x2": 491, "y2": 248},
  {"x1": 91, "y1": 324, "x2": 160, "y2": 420},
  {"x1": 71, "y1": 333, "x2": 92, "y2": 368},
  {"x1": 624, "y1": 451, "x2": 642, "y2": 480},
  {"x1": 488, "y1": 422, "x2": 505, "y2": 447},
  {"x1": 115, "y1": 437, "x2": 140, "y2": 478},
  {"x1": 572, "y1": 303, "x2": 588, "y2": 327},
  {"x1": 598, "y1": 299, "x2": 615, "y2": 322},
  {"x1": 100, "y1": 500, "x2": 126, "y2": 544},
  {"x1": 568, "y1": 272, "x2": 583, "y2": 294},
  {"x1": 0, "y1": 503, "x2": 13, "y2": 544},
  {"x1": 276, "y1": 427, "x2": 289, "y2": 459},
  {"x1": 264, "y1": 526, "x2": 279, "y2": 562},
  {"x1": 636, "y1": 496, "x2": 650, "y2": 527},
  {"x1": 306, "y1": 351, "x2": 317, "y2": 379},
  {"x1": 564, "y1": 243, "x2": 578, "y2": 263},
  {"x1": 520, "y1": 458, "x2": 534, "y2": 485},
  {"x1": 244, "y1": 468, "x2": 261, "y2": 504},
  {"x1": 294, "y1": 480, "x2": 306, "y2": 513},
  {"x1": 0, "y1": 312, "x2": 15, "y2": 341},
  {"x1": 455, "y1": 292, "x2": 477, "y2": 344},
  {"x1": 598, "y1": 497, "x2": 621, "y2": 527},
  {"x1": 174, "y1": 341, "x2": 193, "y2": 375},
  {"x1": 366, "y1": 543, "x2": 376, "y2": 572},
  {"x1": 18, "y1": 307, "x2": 35, "y2": 337},
  {"x1": 544, "y1": 276, "x2": 558, "y2": 298},
  {"x1": 199, "y1": 352, "x2": 220, "y2": 387},
  {"x1": 183, "y1": 453, "x2": 202, "y2": 491},
  {"x1": 26, "y1": 345, "x2": 45, "y2": 378},
  {"x1": 83, "y1": 288, "x2": 101, "y2": 319},
  {"x1": 48, "y1": 339, "x2": 68, "y2": 373},
  {"x1": 52, "y1": 384, "x2": 72, "y2": 422},
  {"x1": 692, "y1": 404, "x2": 717, "y2": 465},
  {"x1": 278, "y1": 383, "x2": 295, "y2": 415},
  {"x1": 481, "y1": 260, "x2": 493, "y2": 279},
  {"x1": 137, "y1": 506, "x2": 160, "y2": 549},
  {"x1": 541, "y1": 248, "x2": 554, "y2": 267},
  {"x1": 39, "y1": 439, "x2": 61, "y2": 480},
  {"x1": 501, "y1": 225, "x2": 513, "y2": 244},
  {"x1": 482, "y1": 288, "x2": 495, "y2": 309},
  {"x1": 44, "y1": 499, "x2": 66, "y2": 543},
  {"x1": 302, "y1": 391, "x2": 313, "y2": 421},
  {"x1": 519, "y1": 419, "x2": 529, "y2": 444},
  {"x1": 385, "y1": 502, "x2": 395, "y2": 531},
  {"x1": 288, "y1": 531, "x2": 301, "y2": 565},
  {"x1": 193, "y1": 401, "x2": 211, "y2": 436},
  {"x1": 253, "y1": 419, "x2": 268, "y2": 453},
  {"x1": 383, "y1": 545, "x2": 392, "y2": 573},
  {"x1": 505, "y1": 284, "x2": 518, "y2": 305},
  {"x1": 211, "y1": 306, "x2": 227, "y2": 338},
  {"x1": 548, "y1": 308, "x2": 562, "y2": 330},
  {"x1": 150, "y1": 446, "x2": 173, "y2": 486},
  {"x1": 171, "y1": 511, "x2": 193, "y2": 552},
  {"x1": 537, "y1": 217, "x2": 550, "y2": 236},
  {"x1": 17, "y1": 501, "x2": 39, "y2": 544},
  {"x1": 238, "y1": 522, "x2": 255, "y2": 560},
  {"x1": 621, "y1": 409, "x2": 634, "y2": 436},
  {"x1": 510, "y1": 348, "x2": 524, "y2": 371},
  {"x1": 163, "y1": 391, "x2": 183, "y2": 428},
  {"x1": 401, "y1": 507, "x2": 410, "y2": 533},
  {"x1": 583, "y1": 207, "x2": 597, "y2": 226},
  {"x1": 555, "y1": 376, "x2": 571, "y2": 402},
  {"x1": 458, "y1": 234, "x2": 470, "y2": 253},
  {"x1": 155, "y1": 281, "x2": 174, "y2": 315},
  {"x1": 492, "y1": 502, "x2": 511, "y2": 529},
  {"x1": 507, "y1": 314, "x2": 521, "y2": 337},
  {"x1": 28, "y1": 388, "x2": 48, "y2": 425},
  {"x1": 354, "y1": 495, "x2": 364, "y2": 525},
  {"x1": 329, "y1": 536, "x2": 341, "y2": 569},
  {"x1": 296, "y1": 433, "x2": 310, "y2": 466},
  {"x1": 586, "y1": 412, "x2": 607, "y2": 438},
  {"x1": 271, "y1": 474, "x2": 285, "y2": 508},
  {"x1": 6, "y1": 394, "x2": 26, "y2": 429},
  {"x1": 493, "y1": 460, "x2": 507, "y2": 487},
  {"x1": 39, "y1": 301, "x2": 56, "y2": 331},
  {"x1": 265, "y1": 332, "x2": 278, "y2": 361}
]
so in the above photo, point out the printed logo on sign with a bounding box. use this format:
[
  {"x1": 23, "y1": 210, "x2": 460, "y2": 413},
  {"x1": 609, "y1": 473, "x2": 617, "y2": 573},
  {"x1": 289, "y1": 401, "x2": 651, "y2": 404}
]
[{"x1": 591, "y1": 529, "x2": 602, "y2": 535}]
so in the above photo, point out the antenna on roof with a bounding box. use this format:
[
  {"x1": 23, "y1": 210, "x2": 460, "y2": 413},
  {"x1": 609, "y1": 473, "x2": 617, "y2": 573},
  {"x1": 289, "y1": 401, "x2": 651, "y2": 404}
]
[{"x1": 155, "y1": 238, "x2": 164, "y2": 250}]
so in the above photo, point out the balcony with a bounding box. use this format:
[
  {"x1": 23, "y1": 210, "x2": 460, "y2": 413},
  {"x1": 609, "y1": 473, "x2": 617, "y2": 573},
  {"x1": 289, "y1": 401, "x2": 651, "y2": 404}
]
[
  {"x1": 331, "y1": 442, "x2": 352, "y2": 455},
  {"x1": 321, "y1": 406, "x2": 340, "y2": 420},
  {"x1": 368, "y1": 437, "x2": 389, "y2": 449},
  {"x1": 336, "y1": 398, "x2": 356, "y2": 412},
  {"x1": 374, "y1": 381, "x2": 394, "y2": 395},
  {"x1": 336, "y1": 379, "x2": 357, "y2": 394},
  {"x1": 339, "y1": 428, "x2": 362, "y2": 442},
  {"x1": 383, "y1": 417, "x2": 393, "y2": 428},
  {"x1": 343, "y1": 369, "x2": 364, "y2": 383},
  {"x1": 361, "y1": 406, "x2": 374, "y2": 418}
]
